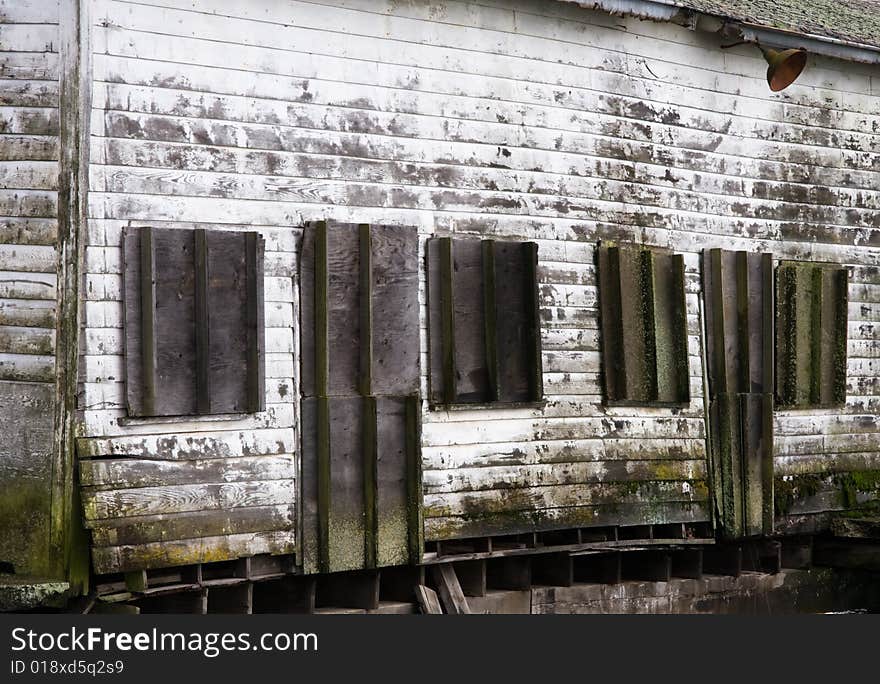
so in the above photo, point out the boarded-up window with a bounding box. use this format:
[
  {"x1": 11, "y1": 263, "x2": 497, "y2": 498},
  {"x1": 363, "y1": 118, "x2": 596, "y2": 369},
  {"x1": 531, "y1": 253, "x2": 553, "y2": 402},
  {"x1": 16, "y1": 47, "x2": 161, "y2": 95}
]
[
  {"x1": 123, "y1": 227, "x2": 265, "y2": 417},
  {"x1": 776, "y1": 261, "x2": 849, "y2": 408},
  {"x1": 299, "y1": 221, "x2": 422, "y2": 574},
  {"x1": 426, "y1": 237, "x2": 543, "y2": 406},
  {"x1": 597, "y1": 242, "x2": 689, "y2": 405}
]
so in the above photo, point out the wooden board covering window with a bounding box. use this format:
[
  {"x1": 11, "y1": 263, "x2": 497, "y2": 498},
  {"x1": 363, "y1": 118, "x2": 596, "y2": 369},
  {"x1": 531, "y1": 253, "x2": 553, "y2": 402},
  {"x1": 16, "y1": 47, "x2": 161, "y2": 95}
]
[
  {"x1": 299, "y1": 221, "x2": 422, "y2": 574},
  {"x1": 426, "y1": 237, "x2": 542, "y2": 406},
  {"x1": 776, "y1": 261, "x2": 849, "y2": 408},
  {"x1": 597, "y1": 242, "x2": 689, "y2": 406},
  {"x1": 123, "y1": 227, "x2": 265, "y2": 417}
]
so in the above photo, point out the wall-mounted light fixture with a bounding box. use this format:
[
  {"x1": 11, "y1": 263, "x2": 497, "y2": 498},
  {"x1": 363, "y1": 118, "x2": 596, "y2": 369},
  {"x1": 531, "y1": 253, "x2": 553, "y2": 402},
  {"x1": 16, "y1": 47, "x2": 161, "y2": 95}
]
[
  {"x1": 760, "y1": 46, "x2": 808, "y2": 91},
  {"x1": 720, "y1": 34, "x2": 808, "y2": 92}
]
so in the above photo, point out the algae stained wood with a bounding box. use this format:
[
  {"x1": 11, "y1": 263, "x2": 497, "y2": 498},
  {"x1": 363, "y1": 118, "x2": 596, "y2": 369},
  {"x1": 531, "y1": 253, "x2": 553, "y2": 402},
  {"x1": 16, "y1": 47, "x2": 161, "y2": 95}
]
[
  {"x1": 299, "y1": 221, "x2": 421, "y2": 574},
  {"x1": 702, "y1": 249, "x2": 774, "y2": 538}
]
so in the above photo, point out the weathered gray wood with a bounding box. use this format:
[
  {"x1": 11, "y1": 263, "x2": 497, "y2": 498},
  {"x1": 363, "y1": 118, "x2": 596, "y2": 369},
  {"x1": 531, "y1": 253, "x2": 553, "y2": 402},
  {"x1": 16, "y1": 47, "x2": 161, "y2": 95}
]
[
  {"x1": 414, "y1": 585, "x2": 443, "y2": 614},
  {"x1": 79, "y1": 455, "x2": 295, "y2": 489},
  {"x1": 82, "y1": 479, "x2": 296, "y2": 522},
  {"x1": 91, "y1": 530, "x2": 296, "y2": 574},
  {"x1": 0, "y1": 381, "x2": 54, "y2": 575},
  {"x1": 88, "y1": 504, "x2": 297, "y2": 547},
  {"x1": 370, "y1": 224, "x2": 419, "y2": 395},
  {"x1": 245, "y1": 231, "x2": 265, "y2": 412},
  {"x1": 194, "y1": 228, "x2": 210, "y2": 414},
  {"x1": 451, "y1": 238, "x2": 488, "y2": 403},
  {"x1": 206, "y1": 230, "x2": 248, "y2": 413},
  {"x1": 376, "y1": 397, "x2": 409, "y2": 567},
  {"x1": 430, "y1": 563, "x2": 471, "y2": 614}
]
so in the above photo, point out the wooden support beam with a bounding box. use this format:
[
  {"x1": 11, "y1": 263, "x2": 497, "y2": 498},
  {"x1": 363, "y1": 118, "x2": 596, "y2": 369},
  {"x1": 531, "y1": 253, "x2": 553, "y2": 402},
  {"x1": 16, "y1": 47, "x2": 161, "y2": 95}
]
[
  {"x1": 702, "y1": 545, "x2": 742, "y2": 577},
  {"x1": 317, "y1": 570, "x2": 380, "y2": 610},
  {"x1": 415, "y1": 585, "x2": 443, "y2": 614},
  {"x1": 532, "y1": 552, "x2": 574, "y2": 587},
  {"x1": 430, "y1": 564, "x2": 471, "y2": 614},
  {"x1": 487, "y1": 556, "x2": 531, "y2": 591},
  {"x1": 741, "y1": 540, "x2": 781, "y2": 574},
  {"x1": 454, "y1": 560, "x2": 487, "y2": 597},
  {"x1": 245, "y1": 231, "x2": 265, "y2": 412},
  {"x1": 439, "y1": 237, "x2": 457, "y2": 404}
]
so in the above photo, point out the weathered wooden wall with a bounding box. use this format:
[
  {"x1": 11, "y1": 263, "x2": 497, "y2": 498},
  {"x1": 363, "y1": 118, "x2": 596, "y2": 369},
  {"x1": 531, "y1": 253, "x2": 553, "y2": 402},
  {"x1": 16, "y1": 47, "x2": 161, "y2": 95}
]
[
  {"x1": 77, "y1": 0, "x2": 880, "y2": 568},
  {"x1": 0, "y1": 0, "x2": 64, "y2": 577}
]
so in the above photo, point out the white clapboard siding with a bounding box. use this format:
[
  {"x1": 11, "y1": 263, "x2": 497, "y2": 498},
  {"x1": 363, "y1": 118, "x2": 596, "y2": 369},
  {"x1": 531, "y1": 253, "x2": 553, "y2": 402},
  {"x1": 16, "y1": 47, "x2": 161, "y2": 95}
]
[
  {"x1": 0, "y1": 10, "x2": 59, "y2": 383},
  {"x1": 76, "y1": 0, "x2": 880, "y2": 552}
]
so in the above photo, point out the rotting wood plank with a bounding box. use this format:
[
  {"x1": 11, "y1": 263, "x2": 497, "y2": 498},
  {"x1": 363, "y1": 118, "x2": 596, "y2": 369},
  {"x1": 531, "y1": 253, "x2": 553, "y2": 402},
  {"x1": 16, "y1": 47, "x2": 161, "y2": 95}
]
[
  {"x1": 430, "y1": 564, "x2": 471, "y2": 614},
  {"x1": 414, "y1": 585, "x2": 442, "y2": 614}
]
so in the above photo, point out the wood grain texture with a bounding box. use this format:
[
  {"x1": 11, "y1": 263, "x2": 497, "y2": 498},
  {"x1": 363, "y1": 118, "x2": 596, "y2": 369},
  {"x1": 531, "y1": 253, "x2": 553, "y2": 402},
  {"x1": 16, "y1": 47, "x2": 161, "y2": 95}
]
[{"x1": 76, "y1": 0, "x2": 880, "y2": 560}]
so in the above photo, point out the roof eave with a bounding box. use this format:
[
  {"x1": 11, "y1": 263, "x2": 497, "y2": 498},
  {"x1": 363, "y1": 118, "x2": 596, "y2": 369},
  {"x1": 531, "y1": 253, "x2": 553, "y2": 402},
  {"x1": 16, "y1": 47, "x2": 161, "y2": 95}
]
[{"x1": 557, "y1": 0, "x2": 880, "y2": 65}]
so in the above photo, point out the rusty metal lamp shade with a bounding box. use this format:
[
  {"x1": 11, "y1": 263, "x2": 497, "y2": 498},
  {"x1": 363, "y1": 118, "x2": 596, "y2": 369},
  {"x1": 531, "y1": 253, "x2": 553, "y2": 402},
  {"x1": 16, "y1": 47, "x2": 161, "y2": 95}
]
[{"x1": 761, "y1": 47, "x2": 807, "y2": 91}]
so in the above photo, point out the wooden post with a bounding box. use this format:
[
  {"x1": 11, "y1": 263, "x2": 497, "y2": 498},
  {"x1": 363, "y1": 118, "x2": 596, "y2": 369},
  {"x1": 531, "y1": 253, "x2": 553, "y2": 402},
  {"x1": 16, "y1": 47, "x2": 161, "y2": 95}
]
[{"x1": 54, "y1": 0, "x2": 91, "y2": 589}]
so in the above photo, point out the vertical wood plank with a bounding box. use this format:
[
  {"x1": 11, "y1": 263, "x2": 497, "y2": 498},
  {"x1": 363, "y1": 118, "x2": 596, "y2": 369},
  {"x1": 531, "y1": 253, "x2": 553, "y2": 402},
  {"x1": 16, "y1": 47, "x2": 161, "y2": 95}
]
[
  {"x1": 194, "y1": 228, "x2": 210, "y2": 414},
  {"x1": 363, "y1": 395, "x2": 378, "y2": 569},
  {"x1": 709, "y1": 249, "x2": 728, "y2": 396},
  {"x1": 328, "y1": 397, "x2": 366, "y2": 572},
  {"x1": 370, "y1": 225, "x2": 420, "y2": 395},
  {"x1": 832, "y1": 267, "x2": 849, "y2": 405},
  {"x1": 316, "y1": 395, "x2": 331, "y2": 574},
  {"x1": 358, "y1": 224, "x2": 373, "y2": 397},
  {"x1": 245, "y1": 231, "x2": 265, "y2": 413},
  {"x1": 810, "y1": 266, "x2": 825, "y2": 406},
  {"x1": 206, "y1": 231, "x2": 247, "y2": 413},
  {"x1": 761, "y1": 253, "x2": 774, "y2": 395},
  {"x1": 522, "y1": 241, "x2": 543, "y2": 402},
  {"x1": 451, "y1": 239, "x2": 488, "y2": 402},
  {"x1": 776, "y1": 263, "x2": 798, "y2": 406},
  {"x1": 405, "y1": 393, "x2": 423, "y2": 565},
  {"x1": 376, "y1": 397, "x2": 410, "y2": 567},
  {"x1": 670, "y1": 254, "x2": 689, "y2": 402},
  {"x1": 494, "y1": 240, "x2": 530, "y2": 402},
  {"x1": 139, "y1": 226, "x2": 157, "y2": 416},
  {"x1": 761, "y1": 392, "x2": 774, "y2": 535},
  {"x1": 598, "y1": 244, "x2": 625, "y2": 402},
  {"x1": 439, "y1": 237, "x2": 457, "y2": 404},
  {"x1": 314, "y1": 221, "x2": 329, "y2": 397},
  {"x1": 735, "y1": 250, "x2": 750, "y2": 394},
  {"x1": 481, "y1": 239, "x2": 499, "y2": 402}
]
